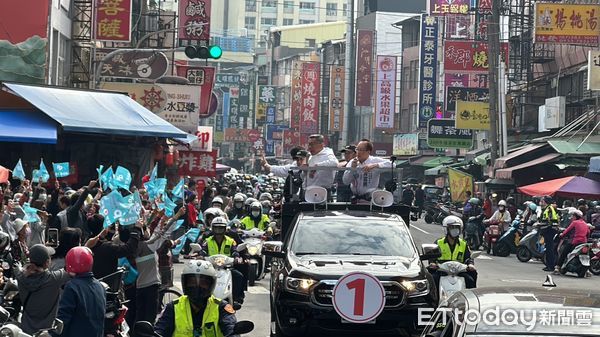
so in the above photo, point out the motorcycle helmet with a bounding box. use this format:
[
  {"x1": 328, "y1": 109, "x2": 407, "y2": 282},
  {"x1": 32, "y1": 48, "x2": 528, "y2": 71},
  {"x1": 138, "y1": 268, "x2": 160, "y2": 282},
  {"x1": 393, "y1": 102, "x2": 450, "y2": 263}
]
[
  {"x1": 468, "y1": 197, "x2": 480, "y2": 205},
  {"x1": 442, "y1": 215, "x2": 463, "y2": 238},
  {"x1": 250, "y1": 201, "x2": 262, "y2": 218},
  {"x1": 65, "y1": 246, "x2": 94, "y2": 274},
  {"x1": 506, "y1": 196, "x2": 515, "y2": 205},
  {"x1": 244, "y1": 197, "x2": 258, "y2": 209},
  {"x1": 259, "y1": 192, "x2": 273, "y2": 202},
  {"x1": 181, "y1": 260, "x2": 217, "y2": 306},
  {"x1": 577, "y1": 198, "x2": 587, "y2": 206},
  {"x1": 568, "y1": 207, "x2": 583, "y2": 219},
  {"x1": 529, "y1": 202, "x2": 538, "y2": 211},
  {"x1": 212, "y1": 196, "x2": 224, "y2": 208},
  {"x1": 211, "y1": 216, "x2": 228, "y2": 235}
]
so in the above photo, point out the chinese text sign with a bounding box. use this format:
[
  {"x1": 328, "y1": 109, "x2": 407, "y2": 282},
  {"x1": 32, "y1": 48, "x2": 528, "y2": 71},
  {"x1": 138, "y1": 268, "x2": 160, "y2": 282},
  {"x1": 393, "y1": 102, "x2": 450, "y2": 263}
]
[
  {"x1": 535, "y1": 3, "x2": 600, "y2": 45},
  {"x1": 375, "y1": 56, "x2": 397, "y2": 129},
  {"x1": 329, "y1": 66, "x2": 345, "y2": 132},
  {"x1": 355, "y1": 30, "x2": 374, "y2": 107},
  {"x1": 300, "y1": 62, "x2": 320, "y2": 134},
  {"x1": 418, "y1": 15, "x2": 439, "y2": 128},
  {"x1": 178, "y1": 0, "x2": 211, "y2": 44},
  {"x1": 455, "y1": 100, "x2": 490, "y2": 130},
  {"x1": 95, "y1": 0, "x2": 132, "y2": 42}
]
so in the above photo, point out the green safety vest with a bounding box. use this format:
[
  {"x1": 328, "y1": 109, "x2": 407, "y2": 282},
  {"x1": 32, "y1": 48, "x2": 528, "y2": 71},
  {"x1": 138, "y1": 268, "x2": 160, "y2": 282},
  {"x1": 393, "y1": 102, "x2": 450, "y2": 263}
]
[
  {"x1": 240, "y1": 215, "x2": 270, "y2": 231},
  {"x1": 542, "y1": 206, "x2": 559, "y2": 223},
  {"x1": 437, "y1": 237, "x2": 467, "y2": 263},
  {"x1": 173, "y1": 295, "x2": 223, "y2": 337},
  {"x1": 206, "y1": 236, "x2": 236, "y2": 256}
]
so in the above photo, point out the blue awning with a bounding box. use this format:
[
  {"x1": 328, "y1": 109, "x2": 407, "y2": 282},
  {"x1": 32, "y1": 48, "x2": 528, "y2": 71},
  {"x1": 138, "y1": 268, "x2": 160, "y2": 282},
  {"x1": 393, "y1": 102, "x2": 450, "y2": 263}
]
[
  {"x1": 2, "y1": 83, "x2": 187, "y2": 138},
  {"x1": 0, "y1": 110, "x2": 58, "y2": 144}
]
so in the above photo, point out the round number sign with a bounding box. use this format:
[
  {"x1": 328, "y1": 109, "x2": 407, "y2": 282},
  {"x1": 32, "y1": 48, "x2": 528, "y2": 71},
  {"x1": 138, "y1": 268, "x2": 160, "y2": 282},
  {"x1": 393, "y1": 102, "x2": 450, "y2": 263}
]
[{"x1": 332, "y1": 271, "x2": 386, "y2": 324}]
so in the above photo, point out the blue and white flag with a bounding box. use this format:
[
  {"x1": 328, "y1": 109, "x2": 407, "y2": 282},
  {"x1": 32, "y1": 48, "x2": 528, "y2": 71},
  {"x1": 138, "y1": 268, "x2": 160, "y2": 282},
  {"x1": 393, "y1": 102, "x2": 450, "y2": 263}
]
[
  {"x1": 22, "y1": 202, "x2": 41, "y2": 223},
  {"x1": 172, "y1": 178, "x2": 185, "y2": 201},
  {"x1": 32, "y1": 159, "x2": 50, "y2": 183},
  {"x1": 96, "y1": 165, "x2": 104, "y2": 182},
  {"x1": 120, "y1": 191, "x2": 143, "y2": 226},
  {"x1": 158, "y1": 194, "x2": 177, "y2": 217},
  {"x1": 113, "y1": 166, "x2": 132, "y2": 191},
  {"x1": 150, "y1": 163, "x2": 158, "y2": 182},
  {"x1": 100, "y1": 190, "x2": 131, "y2": 228},
  {"x1": 52, "y1": 162, "x2": 70, "y2": 178},
  {"x1": 12, "y1": 159, "x2": 25, "y2": 181},
  {"x1": 144, "y1": 178, "x2": 167, "y2": 201},
  {"x1": 172, "y1": 228, "x2": 201, "y2": 256},
  {"x1": 100, "y1": 167, "x2": 115, "y2": 191}
]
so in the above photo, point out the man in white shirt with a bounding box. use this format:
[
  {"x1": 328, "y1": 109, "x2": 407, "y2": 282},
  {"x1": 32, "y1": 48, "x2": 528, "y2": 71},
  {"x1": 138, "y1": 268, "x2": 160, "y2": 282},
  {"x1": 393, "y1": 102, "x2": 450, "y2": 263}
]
[
  {"x1": 303, "y1": 134, "x2": 338, "y2": 191},
  {"x1": 342, "y1": 139, "x2": 392, "y2": 201}
]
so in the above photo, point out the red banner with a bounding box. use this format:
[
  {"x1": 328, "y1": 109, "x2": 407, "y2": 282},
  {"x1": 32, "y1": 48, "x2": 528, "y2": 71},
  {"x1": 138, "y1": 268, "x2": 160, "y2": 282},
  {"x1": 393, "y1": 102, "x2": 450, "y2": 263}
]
[
  {"x1": 283, "y1": 129, "x2": 300, "y2": 154},
  {"x1": 290, "y1": 61, "x2": 303, "y2": 129},
  {"x1": 175, "y1": 63, "x2": 215, "y2": 117},
  {"x1": 329, "y1": 66, "x2": 345, "y2": 132},
  {"x1": 444, "y1": 40, "x2": 508, "y2": 72},
  {"x1": 355, "y1": 30, "x2": 374, "y2": 107},
  {"x1": 178, "y1": 0, "x2": 211, "y2": 44},
  {"x1": 299, "y1": 62, "x2": 320, "y2": 134},
  {"x1": 94, "y1": 0, "x2": 132, "y2": 42},
  {"x1": 178, "y1": 150, "x2": 216, "y2": 177}
]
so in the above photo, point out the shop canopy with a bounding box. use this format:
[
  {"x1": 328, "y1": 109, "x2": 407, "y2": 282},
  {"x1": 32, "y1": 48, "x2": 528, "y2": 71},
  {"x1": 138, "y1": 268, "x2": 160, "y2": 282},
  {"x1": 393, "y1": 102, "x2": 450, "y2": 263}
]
[
  {"x1": 2, "y1": 82, "x2": 187, "y2": 139},
  {"x1": 495, "y1": 153, "x2": 562, "y2": 179},
  {"x1": 517, "y1": 176, "x2": 600, "y2": 199},
  {"x1": 410, "y1": 156, "x2": 454, "y2": 168},
  {"x1": 0, "y1": 110, "x2": 58, "y2": 144}
]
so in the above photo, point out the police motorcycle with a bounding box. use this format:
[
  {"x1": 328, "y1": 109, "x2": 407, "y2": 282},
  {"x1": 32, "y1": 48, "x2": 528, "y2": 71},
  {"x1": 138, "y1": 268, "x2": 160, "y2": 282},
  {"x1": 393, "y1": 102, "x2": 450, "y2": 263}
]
[
  {"x1": 189, "y1": 243, "x2": 247, "y2": 309},
  {"x1": 132, "y1": 320, "x2": 255, "y2": 337},
  {"x1": 0, "y1": 305, "x2": 63, "y2": 337},
  {"x1": 437, "y1": 251, "x2": 481, "y2": 303},
  {"x1": 493, "y1": 210, "x2": 523, "y2": 257},
  {"x1": 241, "y1": 227, "x2": 271, "y2": 286}
]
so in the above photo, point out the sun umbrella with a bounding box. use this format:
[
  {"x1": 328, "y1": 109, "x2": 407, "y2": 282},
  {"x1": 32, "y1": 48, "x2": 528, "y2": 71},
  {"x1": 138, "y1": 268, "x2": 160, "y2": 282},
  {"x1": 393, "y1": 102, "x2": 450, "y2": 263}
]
[{"x1": 517, "y1": 176, "x2": 600, "y2": 199}]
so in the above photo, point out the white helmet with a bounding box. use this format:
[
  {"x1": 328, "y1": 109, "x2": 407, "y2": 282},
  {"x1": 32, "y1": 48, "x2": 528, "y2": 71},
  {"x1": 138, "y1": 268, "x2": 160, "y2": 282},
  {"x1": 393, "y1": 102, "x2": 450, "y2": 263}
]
[
  {"x1": 212, "y1": 196, "x2": 224, "y2": 206},
  {"x1": 442, "y1": 215, "x2": 463, "y2": 230},
  {"x1": 250, "y1": 201, "x2": 262, "y2": 210},
  {"x1": 568, "y1": 207, "x2": 584, "y2": 218},
  {"x1": 181, "y1": 260, "x2": 217, "y2": 297},
  {"x1": 244, "y1": 198, "x2": 258, "y2": 207},
  {"x1": 233, "y1": 193, "x2": 246, "y2": 203},
  {"x1": 498, "y1": 200, "x2": 507, "y2": 207},
  {"x1": 259, "y1": 192, "x2": 273, "y2": 202}
]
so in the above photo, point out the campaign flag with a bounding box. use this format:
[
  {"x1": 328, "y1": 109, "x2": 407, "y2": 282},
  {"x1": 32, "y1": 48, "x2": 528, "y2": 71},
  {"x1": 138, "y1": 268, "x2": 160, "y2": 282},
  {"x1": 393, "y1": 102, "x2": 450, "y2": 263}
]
[
  {"x1": 173, "y1": 219, "x2": 185, "y2": 231},
  {"x1": 22, "y1": 203, "x2": 41, "y2": 223},
  {"x1": 96, "y1": 165, "x2": 104, "y2": 182},
  {"x1": 113, "y1": 166, "x2": 132, "y2": 191},
  {"x1": 172, "y1": 228, "x2": 201, "y2": 256},
  {"x1": 144, "y1": 177, "x2": 167, "y2": 201},
  {"x1": 100, "y1": 167, "x2": 115, "y2": 191},
  {"x1": 172, "y1": 178, "x2": 185, "y2": 201},
  {"x1": 159, "y1": 194, "x2": 177, "y2": 217},
  {"x1": 119, "y1": 191, "x2": 142, "y2": 226},
  {"x1": 12, "y1": 159, "x2": 25, "y2": 181},
  {"x1": 100, "y1": 190, "x2": 131, "y2": 227},
  {"x1": 32, "y1": 159, "x2": 50, "y2": 183},
  {"x1": 52, "y1": 162, "x2": 70, "y2": 178},
  {"x1": 150, "y1": 163, "x2": 158, "y2": 182}
]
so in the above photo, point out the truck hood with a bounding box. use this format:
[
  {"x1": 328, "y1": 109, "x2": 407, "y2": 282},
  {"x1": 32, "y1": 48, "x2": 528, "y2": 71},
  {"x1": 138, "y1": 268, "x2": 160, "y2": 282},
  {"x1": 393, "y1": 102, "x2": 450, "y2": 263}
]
[{"x1": 290, "y1": 254, "x2": 423, "y2": 278}]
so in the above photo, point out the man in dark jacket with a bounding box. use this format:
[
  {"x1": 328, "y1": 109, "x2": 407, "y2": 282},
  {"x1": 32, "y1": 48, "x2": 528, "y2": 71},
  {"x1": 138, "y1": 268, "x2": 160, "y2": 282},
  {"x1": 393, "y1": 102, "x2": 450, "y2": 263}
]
[
  {"x1": 86, "y1": 221, "x2": 143, "y2": 279},
  {"x1": 16, "y1": 244, "x2": 70, "y2": 334},
  {"x1": 66, "y1": 179, "x2": 97, "y2": 240}
]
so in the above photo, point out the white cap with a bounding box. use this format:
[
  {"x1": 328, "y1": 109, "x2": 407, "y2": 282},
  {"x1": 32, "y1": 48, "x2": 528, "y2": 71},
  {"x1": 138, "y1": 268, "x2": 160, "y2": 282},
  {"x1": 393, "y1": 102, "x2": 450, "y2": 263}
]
[{"x1": 13, "y1": 218, "x2": 28, "y2": 234}]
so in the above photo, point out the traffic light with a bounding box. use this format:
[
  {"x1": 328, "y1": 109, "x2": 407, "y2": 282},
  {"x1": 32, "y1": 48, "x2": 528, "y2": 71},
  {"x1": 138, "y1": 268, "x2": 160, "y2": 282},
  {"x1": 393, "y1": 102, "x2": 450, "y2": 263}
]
[{"x1": 184, "y1": 45, "x2": 222, "y2": 59}]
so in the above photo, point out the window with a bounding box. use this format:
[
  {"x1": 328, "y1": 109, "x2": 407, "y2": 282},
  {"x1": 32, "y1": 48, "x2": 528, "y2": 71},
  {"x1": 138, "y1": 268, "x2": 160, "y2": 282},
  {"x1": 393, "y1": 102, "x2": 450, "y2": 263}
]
[
  {"x1": 305, "y1": 38, "x2": 316, "y2": 47},
  {"x1": 343, "y1": 3, "x2": 348, "y2": 16},
  {"x1": 409, "y1": 60, "x2": 418, "y2": 89},
  {"x1": 326, "y1": 3, "x2": 337, "y2": 16},
  {"x1": 402, "y1": 66, "x2": 409, "y2": 90},
  {"x1": 261, "y1": 18, "x2": 277, "y2": 26},
  {"x1": 283, "y1": 18, "x2": 294, "y2": 26},
  {"x1": 299, "y1": 19, "x2": 315, "y2": 24},
  {"x1": 299, "y1": 1, "x2": 316, "y2": 14},
  {"x1": 245, "y1": 0, "x2": 256, "y2": 12},
  {"x1": 262, "y1": 0, "x2": 276, "y2": 7},
  {"x1": 409, "y1": 104, "x2": 418, "y2": 131},
  {"x1": 284, "y1": 1, "x2": 294, "y2": 13},
  {"x1": 245, "y1": 16, "x2": 256, "y2": 30}
]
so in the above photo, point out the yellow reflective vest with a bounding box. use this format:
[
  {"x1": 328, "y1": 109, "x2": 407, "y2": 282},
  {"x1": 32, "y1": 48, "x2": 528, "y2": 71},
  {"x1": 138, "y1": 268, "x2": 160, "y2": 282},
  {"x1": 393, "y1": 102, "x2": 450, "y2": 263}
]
[
  {"x1": 240, "y1": 214, "x2": 270, "y2": 230},
  {"x1": 206, "y1": 236, "x2": 236, "y2": 256},
  {"x1": 542, "y1": 205, "x2": 559, "y2": 223},
  {"x1": 173, "y1": 295, "x2": 223, "y2": 337},
  {"x1": 436, "y1": 237, "x2": 467, "y2": 263}
]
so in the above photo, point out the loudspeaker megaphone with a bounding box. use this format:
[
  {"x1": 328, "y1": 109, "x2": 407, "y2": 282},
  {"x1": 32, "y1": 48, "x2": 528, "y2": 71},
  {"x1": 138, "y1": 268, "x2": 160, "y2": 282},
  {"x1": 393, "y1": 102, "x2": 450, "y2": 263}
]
[
  {"x1": 371, "y1": 190, "x2": 394, "y2": 208},
  {"x1": 304, "y1": 186, "x2": 328, "y2": 204}
]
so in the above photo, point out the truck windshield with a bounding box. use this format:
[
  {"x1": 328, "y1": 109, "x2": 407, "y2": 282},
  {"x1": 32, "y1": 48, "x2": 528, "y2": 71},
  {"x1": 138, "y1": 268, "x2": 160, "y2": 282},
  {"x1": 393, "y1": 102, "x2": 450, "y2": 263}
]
[{"x1": 290, "y1": 219, "x2": 416, "y2": 257}]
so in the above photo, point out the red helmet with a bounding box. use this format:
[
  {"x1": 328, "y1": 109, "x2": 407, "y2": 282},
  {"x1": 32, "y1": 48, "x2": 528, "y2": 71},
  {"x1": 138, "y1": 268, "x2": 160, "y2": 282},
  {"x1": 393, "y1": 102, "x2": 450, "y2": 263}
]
[{"x1": 65, "y1": 247, "x2": 94, "y2": 274}]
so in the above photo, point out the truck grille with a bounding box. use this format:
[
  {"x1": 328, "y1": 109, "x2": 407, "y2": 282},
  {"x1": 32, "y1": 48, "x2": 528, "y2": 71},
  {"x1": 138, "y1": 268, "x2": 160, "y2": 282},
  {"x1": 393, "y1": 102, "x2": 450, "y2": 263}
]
[{"x1": 312, "y1": 281, "x2": 405, "y2": 307}]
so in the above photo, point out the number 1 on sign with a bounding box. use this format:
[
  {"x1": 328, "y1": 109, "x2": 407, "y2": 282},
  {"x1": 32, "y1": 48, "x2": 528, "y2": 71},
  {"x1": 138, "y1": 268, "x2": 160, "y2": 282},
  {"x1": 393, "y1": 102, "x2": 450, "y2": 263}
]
[{"x1": 346, "y1": 278, "x2": 365, "y2": 316}]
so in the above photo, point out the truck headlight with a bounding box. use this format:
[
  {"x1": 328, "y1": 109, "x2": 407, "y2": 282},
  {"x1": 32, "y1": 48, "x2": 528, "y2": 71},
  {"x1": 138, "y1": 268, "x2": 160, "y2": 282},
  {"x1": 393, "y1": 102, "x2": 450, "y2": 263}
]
[
  {"x1": 401, "y1": 279, "x2": 429, "y2": 297},
  {"x1": 284, "y1": 276, "x2": 316, "y2": 295}
]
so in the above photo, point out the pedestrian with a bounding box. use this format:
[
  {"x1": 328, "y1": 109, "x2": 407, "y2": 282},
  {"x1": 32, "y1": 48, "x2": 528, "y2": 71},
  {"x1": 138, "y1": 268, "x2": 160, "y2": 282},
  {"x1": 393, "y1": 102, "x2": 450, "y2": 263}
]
[
  {"x1": 16, "y1": 244, "x2": 70, "y2": 334},
  {"x1": 414, "y1": 184, "x2": 425, "y2": 218},
  {"x1": 402, "y1": 185, "x2": 415, "y2": 206},
  {"x1": 53, "y1": 246, "x2": 106, "y2": 337}
]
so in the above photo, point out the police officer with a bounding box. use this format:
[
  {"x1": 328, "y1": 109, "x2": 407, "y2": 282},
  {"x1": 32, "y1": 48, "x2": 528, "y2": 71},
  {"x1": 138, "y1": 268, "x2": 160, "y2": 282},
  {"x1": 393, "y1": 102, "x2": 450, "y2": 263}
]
[
  {"x1": 539, "y1": 196, "x2": 560, "y2": 272},
  {"x1": 240, "y1": 202, "x2": 270, "y2": 231},
  {"x1": 154, "y1": 260, "x2": 239, "y2": 337},
  {"x1": 226, "y1": 194, "x2": 247, "y2": 220},
  {"x1": 200, "y1": 217, "x2": 246, "y2": 306},
  {"x1": 428, "y1": 215, "x2": 477, "y2": 289}
]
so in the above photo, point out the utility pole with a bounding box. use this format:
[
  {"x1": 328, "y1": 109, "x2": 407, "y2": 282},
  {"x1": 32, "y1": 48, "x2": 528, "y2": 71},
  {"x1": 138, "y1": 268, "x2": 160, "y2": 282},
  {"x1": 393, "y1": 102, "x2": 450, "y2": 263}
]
[{"x1": 487, "y1": 0, "x2": 501, "y2": 164}]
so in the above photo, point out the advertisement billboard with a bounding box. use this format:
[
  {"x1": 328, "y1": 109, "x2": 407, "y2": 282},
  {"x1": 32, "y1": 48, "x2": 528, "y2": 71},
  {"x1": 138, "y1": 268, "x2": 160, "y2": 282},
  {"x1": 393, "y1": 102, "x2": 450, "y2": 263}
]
[
  {"x1": 178, "y1": 0, "x2": 212, "y2": 44},
  {"x1": 375, "y1": 56, "x2": 397, "y2": 129},
  {"x1": 355, "y1": 30, "x2": 374, "y2": 107},
  {"x1": 329, "y1": 65, "x2": 345, "y2": 132},
  {"x1": 534, "y1": 3, "x2": 600, "y2": 45},
  {"x1": 418, "y1": 15, "x2": 439, "y2": 128},
  {"x1": 300, "y1": 62, "x2": 320, "y2": 134},
  {"x1": 94, "y1": 0, "x2": 132, "y2": 42}
]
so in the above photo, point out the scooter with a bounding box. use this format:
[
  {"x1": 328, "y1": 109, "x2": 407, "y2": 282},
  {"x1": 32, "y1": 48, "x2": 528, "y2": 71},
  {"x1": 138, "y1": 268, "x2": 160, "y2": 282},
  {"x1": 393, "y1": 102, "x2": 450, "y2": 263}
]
[
  {"x1": 493, "y1": 212, "x2": 523, "y2": 257},
  {"x1": 438, "y1": 251, "x2": 481, "y2": 303},
  {"x1": 242, "y1": 228, "x2": 267, "y2": 286},
  {"x1": 482, "y1": 220, "x2": 502, "y2": 255},
  {"x1": 559, "y1": 241, "x2": 594, "y2": 278},
  {"x1": 133, "y1": 320, "x2": 254, "y2": 337},
  {"x1": 0, "y1": 305, "x2": 63, "y2": 337},
  {"x1": 465, "y1": 214, "x2": 484, "y2": 250},
  {"x1": 590, "y1": 240, "x2": 600, "y2": 275},
  {"x1": 516, "y1": 224, "x2": 546, "y2": 263},
  {"x1": 424, "y1": 201, "x2": 439, "y2": 224},
  {"x1": 98, "y1": 268, "x2": 129, "y2": 337}
]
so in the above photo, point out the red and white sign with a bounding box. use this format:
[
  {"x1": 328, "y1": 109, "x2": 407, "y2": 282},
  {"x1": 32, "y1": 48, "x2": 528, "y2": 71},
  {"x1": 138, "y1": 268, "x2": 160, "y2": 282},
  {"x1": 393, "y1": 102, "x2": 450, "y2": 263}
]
[
  {"x1": 290, "y1": 62, "x2": 303, "y2": 129},
  {"x1": 178, "y1": 150, "x2": 216, "y2": 177},
  {"x1": 444, "y1": 40, "x2": 508, "y2": 73},
  {"x1": 175, "y1": 63, "x2": 216, "y2": 117},
  {"x1": 248, "y1": 129, "x2": 261, "y2": 142},
  {"x1": 178, "y1": 0, "x2": 211, "y2": 44},
  {"x1": 300, "y1": 62, "x2": 320, "y2": 134},
  {"x1": 195, "y1": 126, "x2": 213, "y2": 152},
  {"x1": 375, "y1": 56, "x2": 397, "y2": 129},
  {"x1": 332, "y1": 272, "x2": 386, "y2": 324},
  {"x1": 283, "y1": 129, "x2": 300, "y2": 154},
  {"x1": 94, "y1": 0, "x2": 133, "y2": 42}
]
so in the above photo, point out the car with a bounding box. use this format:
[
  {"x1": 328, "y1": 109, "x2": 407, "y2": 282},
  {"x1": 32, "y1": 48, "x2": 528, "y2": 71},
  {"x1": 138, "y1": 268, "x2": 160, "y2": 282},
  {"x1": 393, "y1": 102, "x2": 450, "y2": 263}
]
[
  {"x1": 420, "y1": 286, "x2": 600, "y2": 337},
  {"x1": 264, "y1": 202, "x2": 440, "y2": 337}
]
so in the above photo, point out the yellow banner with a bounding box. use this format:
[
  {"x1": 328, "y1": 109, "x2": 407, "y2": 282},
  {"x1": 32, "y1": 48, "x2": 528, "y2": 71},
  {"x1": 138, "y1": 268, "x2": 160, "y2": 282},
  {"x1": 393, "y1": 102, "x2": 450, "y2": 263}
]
[
  {"x1": 535, "y1": 3, "x2": 600, "y2": 45},
  {"x1": 455, "y1": 100, "x2": 490, "y2": 130},
  {"x1": 448, "y1": 168, "x2": 473, "y2": 203}
]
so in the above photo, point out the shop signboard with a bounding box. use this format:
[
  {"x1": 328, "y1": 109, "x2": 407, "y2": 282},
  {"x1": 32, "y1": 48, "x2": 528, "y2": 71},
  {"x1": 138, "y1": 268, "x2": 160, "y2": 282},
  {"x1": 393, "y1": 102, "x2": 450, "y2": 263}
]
[
  {"x1": 444, "y1": 40, "x2": 509, "y2": 73},
  {"x1": 588, "y1": 50, "x2": 600, "y2": 90},
  {"x1": 392, "y1": 134, "x2": 418, "y2": 156},
  {"x1": 329, "y1": 65, "x2": 345, "y2": 132},
  {"x1": 445, "y1": 87, "x2": 489, "y2": 118},
  {"x1": 159, "y1": 84, "x2": 201, "y2": 133},
  {"x1": 266, "y1": 125, "x2": 287, "y2": 141},
  {"x1": 100, "y1": 82, "x2": 167, "y2": 113},
  {"x1": 448, "y1": 168, "x2": 474, "y2": 203},
  {"x1": 428, "y1": 0, "x2": 471, "y2": 15},
  {"x1": 427, "y1": 118, "x2": 474, "y2": 149},
  {"x1": 455, "y1": 100, "x2": 490, "y2": 130},
  {"x1": 300, "y1": 62, "x2": 320, "y2": 134},
  {"x1": 94, "y1": 0, "x2": 132, "y2": 42},
  {"x1": 178, "y1": 0, "x2": 211, "y2": 44},
  {"x1": 418, "y1": 15, "x2": 439, "y2": 128},
  {"x1": 375, "y1": 56, "x2": 397, "y2": 129},
  {"x1": 257, "y1": 85, "x2": 276, "y2": 126},
  {"x1": 100, "y1": 50, "x2": 168, "y2": 80},
  {"x1": 283, "y1": 129, "x2": 301, "y2": 154},
  {"x1": 178, "y1": 150, "x2": 217, "y2": 177},
  {"x1": 290, "y1": 61, "x2": 303, "y2": 129},
  {"x1": 355, "y1": 30, "x2": 374, "y2": 107},
  {"x1": 534, "y1": 3, "x2": 600, "y2": 45},
  {"x1": 175, "y1": 64, "x2": 216, "y2": 117},
  {"x1": 194, "y1": 126, "x2": 213, "y2": 152}
]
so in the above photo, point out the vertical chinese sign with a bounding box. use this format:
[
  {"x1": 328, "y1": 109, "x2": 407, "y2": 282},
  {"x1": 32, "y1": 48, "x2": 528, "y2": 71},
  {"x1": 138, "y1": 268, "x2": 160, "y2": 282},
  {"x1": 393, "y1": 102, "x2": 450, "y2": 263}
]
[
  {"x1": 283, "y1": 129, "x2": 301, "y2": 154},
  {"x1": 418, "y1": 15, "x2": 439, "y2": 128},
  {"x1": 229, "y1": 86, "x2": 240, "y2": 128},
  {"x1": 534, "y1": 3, "x2": 600, "y2": 46},
  {"x1": 355, "y1": 30, "x2": 374, "y2": 107},
  {"x1": 290, "y1": 61, "x2": 303, "y2": 130},
  {"x1": 300, "y1": 62, "x2": 320, "y2": 134},
  {"x1": 94, "y1": 0, "x2": 132, "y2": 42},
  {"x1": 329, "y1": 66, "x2": 345, "y2": 132},
  {"x1": 256, "y1": 86, "x2": 276, "y2": 126},
  {"x1": 176, "y1": 64, "x2": 216, "y2": 117},
  {"x1": 178, "y1": 0, "x2": 211, "y2": 45},
  {"x1": 375, "y1": 56, "x2": 397, "y2": 129}
]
